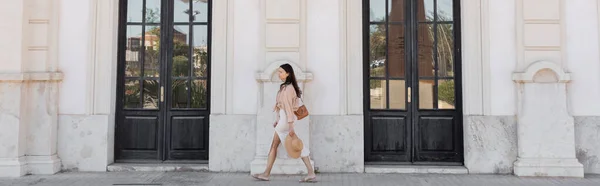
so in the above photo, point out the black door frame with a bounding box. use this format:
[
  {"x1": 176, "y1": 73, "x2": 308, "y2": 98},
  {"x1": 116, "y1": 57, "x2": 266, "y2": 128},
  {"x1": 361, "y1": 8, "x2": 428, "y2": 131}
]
[
  {"x1": 115, "y1": 0, "x2": 211, "y2": 162},
  {"x1": 363, "y1": 0, "x2": 464, "y2": 164}
]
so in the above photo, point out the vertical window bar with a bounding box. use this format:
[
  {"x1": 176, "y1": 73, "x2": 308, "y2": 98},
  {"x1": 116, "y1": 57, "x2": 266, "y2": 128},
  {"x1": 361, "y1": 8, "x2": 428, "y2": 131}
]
[
  {"x1": 187, "y1": 1, "x2": 193, "y2": 108},
  {"x1": 140, "y1": 0, "x2": 147, "y2": 107},
  {"x1": 433, "y1": 0, "x2": 439, "y2": 109},
  {"x1": 385, "y1": 0, "x2": 390, "y2": 109}
]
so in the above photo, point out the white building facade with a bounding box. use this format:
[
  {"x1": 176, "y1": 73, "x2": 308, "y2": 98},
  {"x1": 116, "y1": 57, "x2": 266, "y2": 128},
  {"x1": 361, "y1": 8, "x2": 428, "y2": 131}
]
[{"x1": 1, "y1": 0, "x2": 600, "y2": 178}]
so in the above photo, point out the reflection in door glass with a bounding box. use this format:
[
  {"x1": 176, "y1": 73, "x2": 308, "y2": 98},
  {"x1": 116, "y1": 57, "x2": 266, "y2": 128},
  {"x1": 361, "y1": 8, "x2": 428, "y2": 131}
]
[
  {"x1": 437, "y1": 79, "x2": 455, "y2": 109},
  {"x1": 437, "y1": 0, "x2": 453, "y2": 21},
  {"x1": 172, "y1": 79, "x2": 189, "y2": 108},
  {"x1": 389, "y1": 80, "x2": 405, "y2": 109},
  {"x1": 388, "y1": 0, "x2": 405, "y2": 22},
  {"x1": 125, "y1": 26, "x2": 142, "y2": 77},
  {"x1": 127, "y1": 0, "x2": 143, "y2": 22},
  {"x1": 191, "y1": 80, "x2": 207, "y2": 108},
  {"x1": 417, "y1": 24, "x2": 434, "y2": 78},
  {"x1": 193, "y1": 25, "x2": 208, "y2": 77},
  {"x1": 418, "y1": 79, "x2": 434, "y2": 109},
  {"x1": 145, "y1": 0, "x2": 161, "y2": 23},
  {"x1": 388, "y1": 24, "x2": 405, "y2": 78},
  {"x1": 172, "y1": 26, "x2": 190, "y2": 77},
  {"x1": 370, "y1": 0, "x2": 386, "y2": 22},
  {"x1": 143, "y1": 80, "x2": 160, "y2": 109},
  {"x1": 370, "y1": 80, "x2": 386, "y2": 109},
  {"x1": 193, "y1": 0, "x2": 209, "y2": 22},
  {"x1": 144, "y1": 26, "x2": 161, "y2": 77},
  {"x1": 437, "y1": 24, "x2": 454, "y2": 77},
  {"x1": 124, "y1": 80, "x2": 141, "y2": 108},
  {"x1": 370, "y1": 25, "x2": 386, "y2": 77},
  {"x1": 416, "y1": 0, "x2": 434, "y2": 22}
]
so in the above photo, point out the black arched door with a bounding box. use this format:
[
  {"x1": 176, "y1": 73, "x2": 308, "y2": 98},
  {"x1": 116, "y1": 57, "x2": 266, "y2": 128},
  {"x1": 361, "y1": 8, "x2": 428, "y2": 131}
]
[
  {"x1": 363, "y1": 0, "x2": 463, "y2": 163},
  {"x1": 115, "y1": 0, "x2": 211, "y2": 162}
]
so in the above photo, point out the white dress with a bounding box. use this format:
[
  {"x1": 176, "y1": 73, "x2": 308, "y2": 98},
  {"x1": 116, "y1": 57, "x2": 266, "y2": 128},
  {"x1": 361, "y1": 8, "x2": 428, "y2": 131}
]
[{"x1": 275, "y1": 109, "x2": 310, "y2": 158}]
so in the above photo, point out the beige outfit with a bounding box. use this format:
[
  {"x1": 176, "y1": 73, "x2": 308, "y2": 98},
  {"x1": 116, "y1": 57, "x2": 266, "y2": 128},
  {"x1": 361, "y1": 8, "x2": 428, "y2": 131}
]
[{"x1": 273, "y1": 84, "x2": 309, "y2": 157}]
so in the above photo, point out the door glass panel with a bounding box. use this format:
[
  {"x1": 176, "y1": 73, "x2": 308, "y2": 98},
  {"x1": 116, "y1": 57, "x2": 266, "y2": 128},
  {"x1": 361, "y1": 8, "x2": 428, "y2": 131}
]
[
  {"x1": 193, "y1": 25, "x2": 208, "y2": 77},
  {"x1": 388, "y1": 0, "x2": 405, "y2": 22},
  {"x1": 388, "y1": 24, "x2": 405, "y2": 78},
  {"x1": 174, "y1": 0, "x2": 191, "y2": 23},
  {"x1": 389, "y1": 80, "x2": 405, "y2": 109},
  {"x1": 417, "y1": 24, "x2": 434, "y2": 78},
  {"x1": 143, "y1": 80, "x2": 159, "y2": 109},
  {"x1": 418, "y1": 79, "x2": 434, "y2": 109},
  {"x1": 191, "y1": 80, "x2": 208, "y2": 108},
  {"x1": 437, "y1": 0, "x2": 453, "y2": 21},
  {"x1": 127, "y1": 0, "x2": 143, "y2": 22},
  {"x1": 193, "y1": 0, "x2": 209, "y2": 22},
  {"x1": 145, "y1": 0, "x2": 162, "y2": 23},
  {"x1": 144, "y1": 26, "x2": 161, "y2": 77},
  {"x1": 416, "y1": 0, "x2": 434, "y2": 22},
  {"x1": 370, "y1": 25, "x2": 386, "y2": 77},
  {"x1": 125, "y1": 26, "x2": 142, "y2": 77},
  {"x1": 124, "y1": 80, "x2": 141, "y2": 108},
  {"x1": 172, "y1": 25, "x2": 191, "y2": 77},
  {"x1": 437, "y1": 79, "x2": 455, "y2": 109},
  {"x1": 172, "y1": 79, "x2": 189, "y2": 108},
  {"x1": 437, "y1": 24, "x2": 454, "y2": 77},
  {"x1": 370, "y1": 0, "x2": 386, "y2": 22},
  {"x1": 370, "y1": 79, "x2": 386, "y2": 109}
]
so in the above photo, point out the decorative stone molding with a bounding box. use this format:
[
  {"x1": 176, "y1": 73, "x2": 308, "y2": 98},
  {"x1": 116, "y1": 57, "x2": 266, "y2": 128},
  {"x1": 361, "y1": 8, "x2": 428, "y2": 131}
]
[
  {"x1": 255, "y1": 61, "x2": 313, "y2": 82},
  {"x1": 512, "y1": 61, "x2": 583, "y2": 177},
  {"x1": 0, "y1": 72, "x2": 64, "y2": 82},
  {"x1": 512, "y1": 61, "x2": 570, "y2": 83}
]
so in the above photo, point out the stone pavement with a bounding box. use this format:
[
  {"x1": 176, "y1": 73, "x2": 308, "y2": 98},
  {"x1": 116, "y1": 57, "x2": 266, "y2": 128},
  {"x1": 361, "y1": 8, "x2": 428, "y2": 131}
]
[{"x1": 1, "y1": 172, "x2": 600, "y2": 186}]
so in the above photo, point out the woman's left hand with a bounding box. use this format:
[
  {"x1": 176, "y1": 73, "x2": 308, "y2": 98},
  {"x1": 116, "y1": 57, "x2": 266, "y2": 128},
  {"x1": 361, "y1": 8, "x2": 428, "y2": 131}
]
[{"x1": 289, "y1": 123, "x2": 296, "y2": 136}]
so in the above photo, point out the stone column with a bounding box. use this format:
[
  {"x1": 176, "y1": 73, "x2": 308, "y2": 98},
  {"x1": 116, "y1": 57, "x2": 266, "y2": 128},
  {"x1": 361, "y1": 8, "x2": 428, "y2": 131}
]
[
  {"x1": 0, "y1": 0, "x2": 63, "y2": 177},
  {"x1": 0, "y1": 0, "x2": 29, "y2": 177},
  {"x1": 251, "y1": 62, "x2": 313, "y2": 174},
  {"x1": 512, "y1": 62, "x2": 583, "y2": 177}
]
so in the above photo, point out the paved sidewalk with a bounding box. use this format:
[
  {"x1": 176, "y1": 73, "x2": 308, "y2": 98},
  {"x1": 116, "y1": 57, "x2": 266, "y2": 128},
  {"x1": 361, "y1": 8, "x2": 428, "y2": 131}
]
[{"x1": 1, "y1": 172, "x2": 600, "y2": 186}]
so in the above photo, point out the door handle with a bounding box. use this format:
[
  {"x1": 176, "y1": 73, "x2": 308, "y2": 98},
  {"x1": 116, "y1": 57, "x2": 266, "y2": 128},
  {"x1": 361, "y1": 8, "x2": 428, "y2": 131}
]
[
  {"x1": 408, "y1": 87, "x2": 411, "y2": 103},
  {"x1": 160, "y1": 86, "x2": 164, "y2": 102}
]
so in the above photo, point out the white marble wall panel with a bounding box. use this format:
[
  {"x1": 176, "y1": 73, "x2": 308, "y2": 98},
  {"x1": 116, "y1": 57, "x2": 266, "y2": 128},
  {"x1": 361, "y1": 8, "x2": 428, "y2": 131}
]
[
  {"x1": 208, "y1": 115, "x2": 256, "y2": 172},
  {"x1": 575, "y1": 117, "x2": 600, "y2": 174},
  {"x1": 310, "y1": 115, "x2": 364, "y2": 173},
  {"x1": 464, "y1": 116, "x2": 518, "y2": 174},
  {"x1": 58, "y1": 115, "x2": 111, "y2": 171},
  {"x1": 27, "y1": 82, "x2": 59, "y2": 156}
]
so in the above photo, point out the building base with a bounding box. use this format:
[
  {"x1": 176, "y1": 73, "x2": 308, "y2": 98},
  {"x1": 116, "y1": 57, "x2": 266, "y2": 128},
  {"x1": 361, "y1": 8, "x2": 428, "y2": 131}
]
[
  {"x1": 514, "y1": 158, "x2": 584, "y2": 177},
  {"x1": 27, "y1": 155, "x2": 61, "y2": 175},
  {"x1": 250, "y1": 157, "x2": 314, "y2": 175},
  {"x1": 0, "y1": 157, "x2": 27, "y2": 177}
]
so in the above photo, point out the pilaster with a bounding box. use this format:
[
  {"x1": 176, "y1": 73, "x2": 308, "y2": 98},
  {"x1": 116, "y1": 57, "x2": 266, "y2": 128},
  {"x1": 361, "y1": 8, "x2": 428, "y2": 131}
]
[
  {"x1": 0, "y1": 0, "x2": 63, "y2": 177},
  {"x1": 513, "y1": 0, "x2": 583, "y2": 177}
]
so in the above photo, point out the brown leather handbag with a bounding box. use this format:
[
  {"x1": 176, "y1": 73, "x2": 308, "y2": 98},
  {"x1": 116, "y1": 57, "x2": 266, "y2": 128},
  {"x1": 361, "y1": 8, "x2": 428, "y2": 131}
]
[{"x1": 294, "y1": 97, "x2": 309, "y2": 120}]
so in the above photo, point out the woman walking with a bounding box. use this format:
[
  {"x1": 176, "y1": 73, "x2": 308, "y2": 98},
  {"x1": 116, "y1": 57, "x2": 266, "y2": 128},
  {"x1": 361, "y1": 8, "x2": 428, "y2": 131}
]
[{"x1": 251, "y1": 64, "x2": 316, "y2": 182}]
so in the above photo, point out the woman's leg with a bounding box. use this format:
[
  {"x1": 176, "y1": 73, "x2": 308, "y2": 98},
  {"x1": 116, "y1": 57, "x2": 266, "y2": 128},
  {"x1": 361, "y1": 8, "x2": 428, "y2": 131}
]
[
  {"x1": 262, "y1": 132, "x2": 281, "y2": 177},
  {"x1": 300, "y1": 156, "x2": 316, "y2": 181}
]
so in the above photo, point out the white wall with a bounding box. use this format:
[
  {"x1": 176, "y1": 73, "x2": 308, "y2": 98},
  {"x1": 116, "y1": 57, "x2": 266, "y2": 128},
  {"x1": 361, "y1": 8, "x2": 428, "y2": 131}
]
[
  {"x1": 566, "y1": 0, "x2": 600, "y2": 116},
  {"x1": 58, "y1": 0, "x2": 91, "y2": 115},
  {"x1": 488, "y1": 0, "x2": 516, "y2": 116},
  {"x1": 231, "y1": 0, "x2": 260, "y2": 114},
  {"x1": 230, "y1": 0, "x2": 341, "y2": 115},
  {"x1": 306, "y1": 0, "x2": 340, "y2": 115}
]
